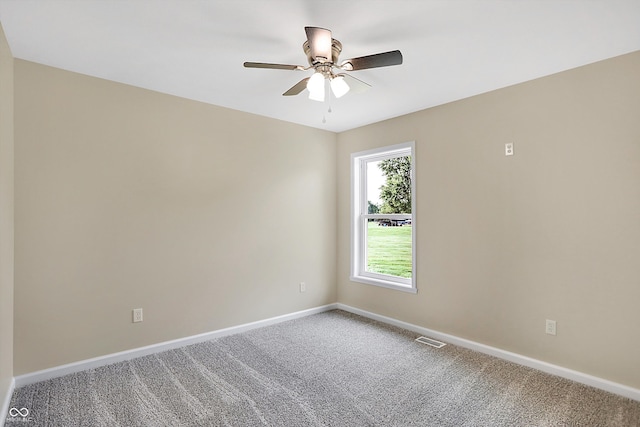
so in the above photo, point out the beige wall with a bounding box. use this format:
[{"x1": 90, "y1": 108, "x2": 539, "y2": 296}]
[
  {"x1": 337, "y1": 51, "x2": 640, "y2": 389},
  {"x1": 9, "y1": 47, "x2": 640, "y2": 392},
  {"x1": 14, "y1": 60, "x2": 337, "y2": 374},
  {"x1": 0, "y1": 21, "x2": 14, "y2": 407}
]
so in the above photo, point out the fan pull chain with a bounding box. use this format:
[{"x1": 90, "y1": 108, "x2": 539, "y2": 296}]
[
  {"x1": 323, "y1": 104, "x2": 332, "y2": 124},
  {"x1": 322, "y1": 83, "x2": 332, "y2": 124}
]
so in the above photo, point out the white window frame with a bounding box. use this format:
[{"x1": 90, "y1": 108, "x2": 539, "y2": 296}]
[{"x1": 350, "y1": 141, "x2": 416, "y2": 293}]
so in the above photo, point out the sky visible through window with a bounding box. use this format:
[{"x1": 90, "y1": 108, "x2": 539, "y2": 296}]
[{"x1": 367, "y1": 160, "x2": 384, "y2": 206}]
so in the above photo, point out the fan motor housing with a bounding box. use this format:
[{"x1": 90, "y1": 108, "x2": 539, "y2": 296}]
[{"x1": 303, "y1": 38, "x2": 342, "y2": 66}]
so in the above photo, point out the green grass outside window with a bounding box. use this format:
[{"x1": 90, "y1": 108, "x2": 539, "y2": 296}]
[{"x1": 366, "y1": 221, "x2": 412, "y2": 278}]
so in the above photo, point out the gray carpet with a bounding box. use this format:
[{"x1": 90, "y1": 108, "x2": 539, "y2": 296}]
[{"x1": 5, "y1": 310, "x2": 640, "y2": 426}]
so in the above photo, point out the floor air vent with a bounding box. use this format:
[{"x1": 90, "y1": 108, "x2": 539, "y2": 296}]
[{"x1": 415, "y1": 336, "x2": 446, "y2": 348}]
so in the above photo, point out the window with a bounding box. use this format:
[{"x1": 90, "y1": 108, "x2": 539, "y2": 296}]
[{"x1": 351, "y1": 141, "x2": 416, "y2": 293}]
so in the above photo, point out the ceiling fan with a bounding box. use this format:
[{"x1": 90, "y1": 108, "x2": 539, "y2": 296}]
[{"x1": 244, "y1": 27, "x2": 403, "y2": 102}]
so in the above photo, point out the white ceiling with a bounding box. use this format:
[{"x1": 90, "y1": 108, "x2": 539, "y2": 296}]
[{"x1": 1, "y1": 0, "x2": 639, "y2": 133}]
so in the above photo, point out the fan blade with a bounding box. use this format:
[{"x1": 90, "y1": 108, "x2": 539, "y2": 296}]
[
  {"x1": 244, "y1": 62, "x2": 304, "y2": 70},
  {"x1": 305, "y1": 27, "x2": 332, "y2": 63},
  {"x1": 341, "y1": 74, "x2": 371, "y2": 94},
  {"x1": 341, "y1": 50, "x2": 403, "y2": 71},
  {"x1": 283, "y1": 78, "x2": 310, "y2": 96}
]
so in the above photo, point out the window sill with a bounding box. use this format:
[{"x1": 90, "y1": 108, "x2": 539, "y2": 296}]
[{"x1": 350, "y1": 275, "x2": 417, "y2": 294}]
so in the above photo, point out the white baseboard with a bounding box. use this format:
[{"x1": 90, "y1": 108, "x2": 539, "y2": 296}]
[
  {"x1": 14, "y1": 303, "x2": 338, "y2": 388},
  {"x1": 0, "y1": 377, "x2": 16, "y2": 426},
  {"x1": 336, "y1": 303, "x2": 640, "y2": 402},
  {"x1": 12, "y1": 302, "x2": 640, "y2": 403}
]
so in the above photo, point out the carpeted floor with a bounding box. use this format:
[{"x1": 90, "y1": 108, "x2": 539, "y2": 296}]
[{"x1": 5, "y1": 310, "x2": 640, "y2": 426}]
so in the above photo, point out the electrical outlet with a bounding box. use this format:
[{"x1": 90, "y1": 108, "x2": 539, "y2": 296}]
[
  {"x1": 545, "y1": 319, "x2": 556, "y2": 335},
  {"x1": 299, "y1": 282, "x2": 306, "y2": 293},
  {"x1": 505, "y1": 143, "x2": 514, "y2": 156},
  {"x1": 133, "y1": 308, "x2": 143, "y2": 323}
]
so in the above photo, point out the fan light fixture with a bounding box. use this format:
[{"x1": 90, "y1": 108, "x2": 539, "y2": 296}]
[
  {"x1": 330, "y1": 75, "x2": 350, "y2": 98},
  {"x1": 307, "y1": 72, "x2": 351, "y2": 102},
  {"x1": 307, "y1": 72, "x2": 325, "y2": 101}
]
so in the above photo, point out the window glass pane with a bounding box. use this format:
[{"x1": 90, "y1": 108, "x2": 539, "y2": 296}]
[
  {"x1": 364, "y1": 154, "x2": 413, "y2": 278},
  {"x1": 366, "y1": 218, "x2": 413, "y2": 278}
]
